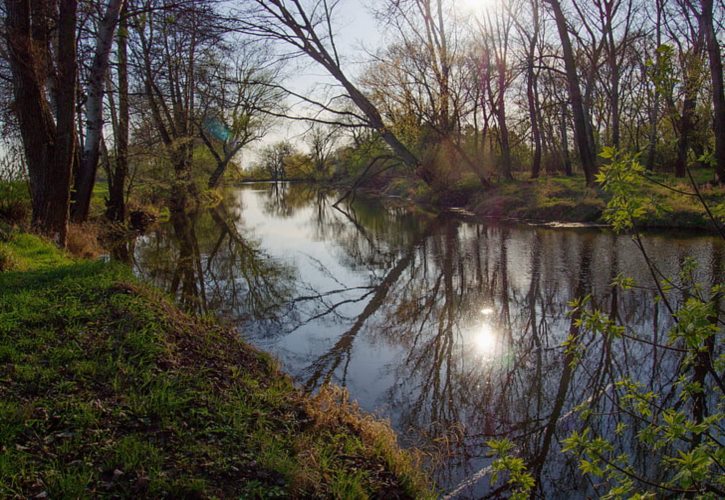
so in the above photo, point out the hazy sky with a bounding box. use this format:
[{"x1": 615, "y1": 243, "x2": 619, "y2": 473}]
[
  {"x1": 250, "y1": 0, "x2": 492, "y2": 157},
  {"x1": 264, "y1": 1, "x2": 383, "y2": 148}
]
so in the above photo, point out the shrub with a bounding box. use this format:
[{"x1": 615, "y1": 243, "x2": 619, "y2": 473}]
[{"x1": 0, "y1": 181, "x2": 30, "y2": 225}]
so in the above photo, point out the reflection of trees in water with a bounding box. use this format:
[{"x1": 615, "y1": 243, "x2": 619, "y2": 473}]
[
  {"x1": 131, "y1": 185, "x2": 723, "y2": 497},
  {"x1": 285, "y1": 202, "x2": 723, "y2": 497},
  {"x1": 134, "y1": 195, "x2": 293, "y2": 321},
  {"x1": 302, "y1": 219, "x2": 441, "y2": 391},
  {"x1": 260, "y1": 182, "x2": 333, "y2": 220}
]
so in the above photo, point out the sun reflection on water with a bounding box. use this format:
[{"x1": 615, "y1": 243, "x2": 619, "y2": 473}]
[{"x1": 472, "y1": 322, "x2": 499, "y2": 359}]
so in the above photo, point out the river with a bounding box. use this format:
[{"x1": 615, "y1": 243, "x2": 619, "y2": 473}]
[{"x1": 130, "y1": 182, "x2": 724, "y2": 498}]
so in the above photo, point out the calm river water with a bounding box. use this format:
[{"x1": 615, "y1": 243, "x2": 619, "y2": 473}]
[{"x1": 132, "y1": 183, "x2": 724, "y2": 498}]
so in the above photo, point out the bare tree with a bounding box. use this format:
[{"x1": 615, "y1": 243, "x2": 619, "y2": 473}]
[
  {"x1": 105, "y1": 0, "x2": 130, "y2": 222},
  {"x1": 306, "y1": 123, "x2": 339, "y2": 176},
  {"x1": 544, "y1": 0, "x2": 598, "y2": 186},
  {"x1": 235, "y1": 0, "x2": 435, "y2": 184},
  {"x1": 260, "y1": 141, "x2": 293, "y2": 181},
  {"x1": 478, "y1": 4, "x2": 516, "y2": 180},
  {"x1": 133, "y1": 0, "x2": 225, "y2": 189},
  {"x1": 196, "y1": 47, "x2": 284, "y2": 188},
  {"x1": 71, "y1": 0, "x2": 126, "y2": 222},
  {"x1": 512, "y1": 0, "x2": 544, "y2": 178}
]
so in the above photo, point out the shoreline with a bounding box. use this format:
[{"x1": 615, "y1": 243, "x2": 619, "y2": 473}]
[{"x1": 338, "y1": 174, "x2": 725, "y2": 234}]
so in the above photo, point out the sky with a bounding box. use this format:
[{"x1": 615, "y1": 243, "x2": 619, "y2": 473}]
[
  {"x1": 256, "y1": 0, "x2": 496, "y2": 157},
  {"x1": 260, "y1": 1, "x2": 384, "y2": 150}
]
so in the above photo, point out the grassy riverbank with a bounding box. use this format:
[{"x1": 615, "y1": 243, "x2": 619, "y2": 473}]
[
  {"x1": 0, "y1": 232, "x2": 431, "y2": 498},
  {"x1": 375, "y1": 170, "x2": 725, "y2": 230}
]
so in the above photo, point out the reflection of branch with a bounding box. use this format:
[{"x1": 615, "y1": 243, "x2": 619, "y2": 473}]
[
  {"x1": 287, "y1": 288, "x2": 377, "y2": 333},
  {"x1": 332, "y1": 204, "x2": 379, "y2": 256},
  {"x1": 531, "y1": 239, "x2": 592, "y2": 482},
  {"x1": 304, "y1": 218, "x2": 440, "y2": 390},
  {"x1": 301, "y1": 253, "x2": 349, "y2": 289},
  {"x1": 207, "y1": 202, "x2": 291, "y2": 318}
]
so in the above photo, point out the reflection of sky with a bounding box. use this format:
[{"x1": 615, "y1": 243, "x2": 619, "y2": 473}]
[{"x1": 238, "y1": 187, "x2": 406, "y2": 410}]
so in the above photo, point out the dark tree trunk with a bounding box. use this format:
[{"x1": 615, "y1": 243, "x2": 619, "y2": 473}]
[
  {"x1": 497, "y1": 72, "x2": 513, "y2": 180},
  {"x1": 700, "y1": 0, "x2": 725, "y2": 183},
  {"x1": 106, "y1": 2, "x2": 129, "y2": 223},
  {"x1": 675, "y1": 92, "x2": 697, "y2": 178},
  {"x1": 646, "y1": 2, "x2": 662, "y2": 172},
  {"x1": 675, "y1": 30, "x2": 703, "y2": 178},
  {"x1": 560, "y1": 102, "x2": 573, "y2": 177},
  {"x1": 526, "y1": 41, "x2": 542, "y2": 178},
  {"x1": 6, "y1": 0, "x2": 77, "y2": 246},
  {"x1": 208, "y1": 160, "x2": 230, "y2": 189},
  {"x1": 546, "y1": 0, "x2": 598, "y2": 185},
  {"x1": 56, "y1": 0, "x2": 79, "y2": 226}
]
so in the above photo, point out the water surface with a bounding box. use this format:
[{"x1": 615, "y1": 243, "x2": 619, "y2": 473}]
[{"x1": 132, "y1": 183, "x2": 724, "y2": 498}]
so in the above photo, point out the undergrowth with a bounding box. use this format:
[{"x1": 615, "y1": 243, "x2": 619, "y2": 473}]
[{"x1": 468, "y1": 169, "x2": 725, "y2": 229}]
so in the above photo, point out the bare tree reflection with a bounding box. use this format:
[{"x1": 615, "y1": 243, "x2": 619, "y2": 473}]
[{"x1": 134, "y1": 194, "x2": 293, "y2": 321}]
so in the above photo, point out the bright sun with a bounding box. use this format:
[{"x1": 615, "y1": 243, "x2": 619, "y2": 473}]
[{"x1": 458, "y1": 0, "x2": 497, "y2": 14}]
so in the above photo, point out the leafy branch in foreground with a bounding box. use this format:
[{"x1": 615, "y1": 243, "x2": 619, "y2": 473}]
[
  {"x1": 486, "y1": 149, "x2": 724, "y2": 497},
  {"x1": 562, "y1": 150, "x2": 725, "y2": 498},
  {"x1": 486, "y1": 439, "x2": 535, "y2": 500}
]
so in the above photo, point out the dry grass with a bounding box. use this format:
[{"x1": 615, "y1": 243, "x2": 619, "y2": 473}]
[
  {"x1": 305, "y1": 384, "x2": 435, "y2": 498},
  {"x1": 66, "y1": 223, "x2": 105, "y2": 259}
]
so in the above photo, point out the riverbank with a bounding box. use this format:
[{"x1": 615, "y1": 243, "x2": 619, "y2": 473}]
[
  {"x1": 371, "y1": 172, "x2": 725, "y2": 232},
  {"x1": 0, "y1": 231, "x2": 432, "y2": 498}
]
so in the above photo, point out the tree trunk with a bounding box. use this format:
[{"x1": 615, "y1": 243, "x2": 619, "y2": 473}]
[
  {"x1": 526, "y1": 30, "x2": 542, "y2": 179},
  {"x1": 546, "y1": 0, "x2": 598, "y2": 185},
  {"x1": 560, "y1": 102, "x2": 573, "y2": 177},
  {"x1": 332, "y1": 66, "x2": 427, "y2": 181},
  {"x1": 646, "y1": 2, "x2": 662, "y2": 172},
  {"x1": 55, "y1": 0, "x2": 79, "y2": 233},
  {"x1": 6, "y1": 0, "x2": 76, "y2": 246},
  {"x1": 675, "y1": 91, "x2": 697, "y2": 178},
  {"x1": 700, "y1": 0, "x2": 725, "y2": 183},
  {"x1": 609, "y1": 61, "x2": 621, "y2": 149},
  {"x1": 675, "y1": 30, "x2": 703, "y2": 178},
  {"x1": 208, "y1": 160, "x2": 230, "y2": 189},
  {"x1": 72, "y1": 0, "x2": 126, "y2": 222},
  {"x1": 107, "y1": 2, "x2": 129, "y2": 223},
  {"x1": 496, "y1": 82, "x2": 513, "y2": 180}
]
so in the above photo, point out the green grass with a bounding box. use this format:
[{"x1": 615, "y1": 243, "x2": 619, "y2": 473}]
[
  {"x1": 90, "y1": 180, "x2": 110, "y2": 218},
  {"x1": 0, "y1": 233, "x2": 432, "y2": 498},
  {"x1": 469, "y1": 175, "x2": 605, "y2": 223}
]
